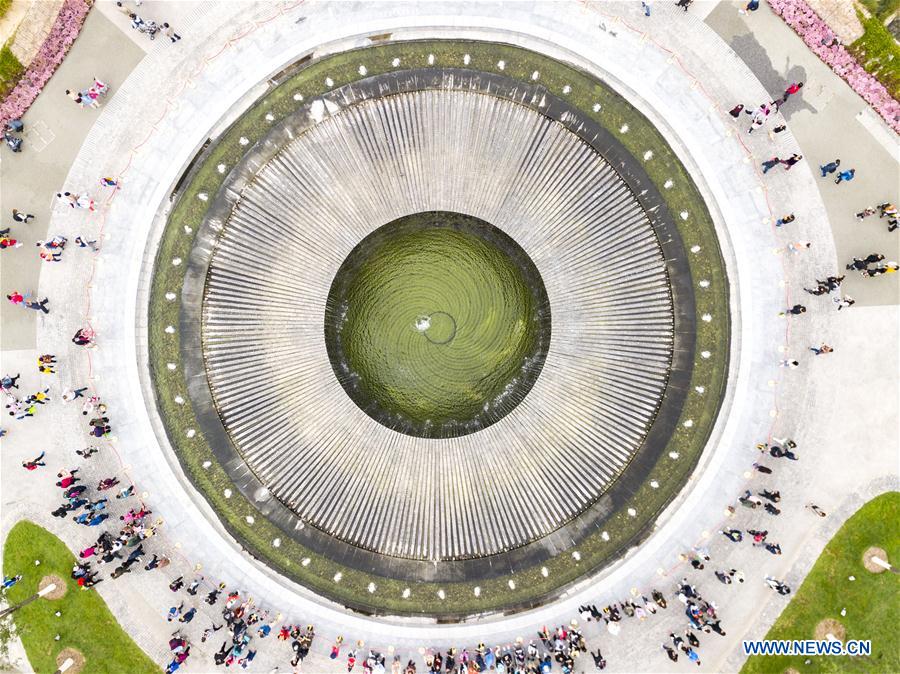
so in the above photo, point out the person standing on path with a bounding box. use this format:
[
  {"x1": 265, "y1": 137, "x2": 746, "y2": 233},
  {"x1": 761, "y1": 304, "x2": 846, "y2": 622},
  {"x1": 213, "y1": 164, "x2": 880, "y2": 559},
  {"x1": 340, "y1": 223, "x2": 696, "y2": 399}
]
[
  {"x1": 835, "y1": 296, "x2": 855, "y2": 310},
  {"x1": 810, "y1": 344, "x2": 833, "y2": 355},
  {"x1": 779, "y1": 304, "x2": 806, "y2": 316},
  {"x1": 780, "y1": 153, "x2": 803, "y2": 170},
  {"x1": 781, "y1": 81, "x2": 803, "y2": 103},
  {"x1": 74, "y1": 236, "x2": 99, "y2": 252},
  {"x1": 12, "y1": 209, "x2": 34, "y2": 223},
  {"x1": 806, "y1": 503, "x2": 827, "y2": 517},
  {"x1": 22, "y1": 451, "x2": 46, "y2": 470},
  {"x1": 761, "y1": 157, "x2": 782, "y2": 173},
  {"x1": 162, "y1": 22, "x2": 182, "y2": 42},
  {"x1": 776, "y1": 213, "x2": 795, "y2": 227},
  {"x1": 835, "y1": 168, "x2": 856, "y2": 184},
  {"x1": 819, "y1": 159, "x2": 840, "y2": 177},
  {"x1": 1, "y1": 373, "x2": 20, "y2": 391},
  {"x1": 788, "y1": 241, "x2": 811, "y2": 254},
  {"x1": 8, "y1": 292, "x2": 50, "y2": 314}
]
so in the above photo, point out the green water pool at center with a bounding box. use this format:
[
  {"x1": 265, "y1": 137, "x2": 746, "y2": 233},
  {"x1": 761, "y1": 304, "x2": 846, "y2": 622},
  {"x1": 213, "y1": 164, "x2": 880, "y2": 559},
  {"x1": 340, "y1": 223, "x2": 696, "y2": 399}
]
[{"x1": 324, "y1": 212, "x2": 551, "y2": 438}]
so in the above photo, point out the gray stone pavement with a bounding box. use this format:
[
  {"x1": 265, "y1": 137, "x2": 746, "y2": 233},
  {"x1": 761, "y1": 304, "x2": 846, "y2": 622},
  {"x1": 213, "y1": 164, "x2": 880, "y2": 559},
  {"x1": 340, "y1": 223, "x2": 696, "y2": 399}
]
[
  {"x1": 707, "y1": 0, "x2": 900, "y2": 307},
  {"x1": 0, "y1": 8, "x2": 144, "y2": 350},
  {"x1": 1, "y1": 2, "x2": 897, "y2": 673}
]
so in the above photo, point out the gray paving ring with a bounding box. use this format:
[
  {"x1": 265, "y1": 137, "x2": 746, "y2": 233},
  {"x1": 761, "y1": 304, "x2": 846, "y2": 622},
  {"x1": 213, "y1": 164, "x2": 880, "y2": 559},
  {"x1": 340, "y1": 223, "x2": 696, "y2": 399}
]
[{"x1": 159, "y1": 48, "x2": 722, "y2": 610}]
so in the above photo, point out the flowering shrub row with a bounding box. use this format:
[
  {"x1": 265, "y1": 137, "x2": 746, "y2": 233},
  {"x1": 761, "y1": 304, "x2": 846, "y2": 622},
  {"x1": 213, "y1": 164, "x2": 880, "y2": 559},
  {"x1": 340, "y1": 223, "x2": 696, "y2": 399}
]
[
  {"x1": 768, "y1": 0, "x2": 900, "y2": 133},
  {"x1": 0, "y1": 0, "x2": 92, "y2": 128}
]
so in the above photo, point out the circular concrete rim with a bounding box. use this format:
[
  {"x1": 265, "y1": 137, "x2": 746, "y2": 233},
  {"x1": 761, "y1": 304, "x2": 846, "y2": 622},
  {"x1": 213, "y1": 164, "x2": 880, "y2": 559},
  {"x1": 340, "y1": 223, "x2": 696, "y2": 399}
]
[
  {"x1": 862, "y1": 546, "x2": 888, "y2": 573},
  {"x1": 154, "y1": 44, "x2": 724, "y2": 612},
  {"x1": 180, "y1": 65, "x2": 700, "y2": 574},
  {"x1": 39, "y1": 574, "x2": 67, "y2": 600},
  {"x1": 81, "y1": 1, "x2": 796, "y2": 636}
]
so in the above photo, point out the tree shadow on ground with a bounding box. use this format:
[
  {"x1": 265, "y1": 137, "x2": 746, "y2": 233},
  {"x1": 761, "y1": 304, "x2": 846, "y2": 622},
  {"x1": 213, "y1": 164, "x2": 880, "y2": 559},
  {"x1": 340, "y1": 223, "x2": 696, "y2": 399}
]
[{"x1": 729, "y1": 32, "x2": 818, "y2": 121}]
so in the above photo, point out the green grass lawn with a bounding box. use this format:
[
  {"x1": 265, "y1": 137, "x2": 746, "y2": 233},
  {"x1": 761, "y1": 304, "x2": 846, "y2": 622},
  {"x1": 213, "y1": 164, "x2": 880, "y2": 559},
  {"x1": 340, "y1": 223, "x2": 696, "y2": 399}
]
[
  {"x1": 741, "y1": 491, "x2": 900, "y2": 674},
  {"x1": 1, "y1": 521, "x2": 159, "y2": 674}
]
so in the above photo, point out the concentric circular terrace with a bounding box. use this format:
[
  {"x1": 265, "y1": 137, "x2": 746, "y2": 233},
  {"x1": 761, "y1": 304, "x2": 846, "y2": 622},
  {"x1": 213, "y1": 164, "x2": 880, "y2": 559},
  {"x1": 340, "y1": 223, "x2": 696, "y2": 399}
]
[{"x1": 152, "y1": 41, "x2": 728, "y2": 615}]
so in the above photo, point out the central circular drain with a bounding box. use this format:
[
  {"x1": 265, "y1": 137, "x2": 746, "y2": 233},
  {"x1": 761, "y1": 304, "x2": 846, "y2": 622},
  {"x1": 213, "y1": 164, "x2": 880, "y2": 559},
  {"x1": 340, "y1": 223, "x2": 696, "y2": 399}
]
[{"x1": 324, "y1": 211, "x2": 551, "y2": 438}]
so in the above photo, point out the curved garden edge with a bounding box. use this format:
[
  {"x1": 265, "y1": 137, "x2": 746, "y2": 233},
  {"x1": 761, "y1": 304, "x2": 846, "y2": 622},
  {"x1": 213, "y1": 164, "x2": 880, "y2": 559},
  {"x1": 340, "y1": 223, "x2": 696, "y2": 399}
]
[
  {"x1": 147, "y1": 39, "x2": 729, "y2": 618},
  {"x1": 0, "y1": 0, "x2": 92, "y2": 126}
]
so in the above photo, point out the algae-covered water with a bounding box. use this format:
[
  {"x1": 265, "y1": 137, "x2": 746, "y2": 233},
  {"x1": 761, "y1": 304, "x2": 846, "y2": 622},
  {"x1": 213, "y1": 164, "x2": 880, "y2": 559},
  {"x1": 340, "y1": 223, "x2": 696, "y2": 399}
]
[{"x1": 324, "y1": 212, "x2": 550, "y2": 438}]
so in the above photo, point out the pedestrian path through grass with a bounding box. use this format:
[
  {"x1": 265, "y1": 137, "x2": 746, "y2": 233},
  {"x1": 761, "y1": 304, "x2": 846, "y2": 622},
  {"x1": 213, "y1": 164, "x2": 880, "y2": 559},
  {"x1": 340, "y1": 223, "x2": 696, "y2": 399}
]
[
  {"x1": 1, "y1": 520, "x2": 159, "y2": 674},
  {"x1": 741, "y1": 491, "x2": 899, "y2": 674}
]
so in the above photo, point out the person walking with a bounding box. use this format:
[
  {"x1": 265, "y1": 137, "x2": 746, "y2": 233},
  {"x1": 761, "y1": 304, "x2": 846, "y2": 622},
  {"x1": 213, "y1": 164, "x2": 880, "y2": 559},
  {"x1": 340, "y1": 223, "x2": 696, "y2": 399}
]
[
  {"x1": 62, "y1": 388, "x2": 89, "y2": 402},
  {"x1": 834, "y1": 168, "x2": 856, "y2": 184},
  {"x1": 810, "y1": 344, "x2": 833, "y2": 355},
  {"x1": 856, "y1": 206, "x2": 876, "y2": 219},
  {"x1": 12, "y1": 209, "x2": 34, "y2": 223},
  {"x1": 788, "y1": 241, "x2": 811, "y2": 254},
  {"x1": 776, "y1": 213, "x2": 795, "y2": 227},
  {"x1": 779, "y1": 304, "x2": 806, "y2": 317},
  {"x1": 780, "y1": 153, "x2": 803, "y2": 170},
  {"x1": 162, "y1": 22, "x2": 182, "y2": 42},
  {"x1": 74, "y1": 236, "x2": 99, "y2": 252},
  {"x1": 761, "y1": 157, "x2": 781, "y2": 174},
  {"x1": 779, "y1": 359, "x2": 800, "y2": 369},
  {"x1": 1, "y1": 373, "x2": 20, "y2": 391},
  {"x1": 8, "y1": 292, "x2": 50, "y2": 314},
  {"x1": 22, "y1": 451, "x2": 46, "y2": 470},
  {"x1": 835, "y1": 296, "x2": 855, "y2": 310},
  {"x1": 781, "y1": 81, "x2": 803, "y2": 103},
  {"x1": 818, "y1": 159, "x2": 840, "y2": 177},
  {"x1": 0, "y1": 234, "x2": 22, "y2": 249},
  {"x1": 806, "y1": 503, "x2": 827, "y2": 517}
]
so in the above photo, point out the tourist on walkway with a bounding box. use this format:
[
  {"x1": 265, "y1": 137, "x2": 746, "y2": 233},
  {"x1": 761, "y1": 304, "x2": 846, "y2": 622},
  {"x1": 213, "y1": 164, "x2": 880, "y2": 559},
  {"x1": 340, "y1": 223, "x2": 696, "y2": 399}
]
[
  {"x1": 856, "y1": 206, "x2": 876, "y2": 219},
  {"x1": 780, "y1": 153, "x2": 803, "y2": 170},
  {"x1": 835, "y1": 296, "x2": 855, "y2": 310},
  {"x1": 721, "y1": 529, "x2": 743, "y2": 542},
  {"x1": 22, "y1": 451, "x2": 46, "y2": 470},
  {"x1": 0, "y1": 234, "x2": 22, "y2": 249},
  {"x1": 12, "y1": 209, "x2": 34, "y2": 223},
  {"x1": 781, "y1": 82, "x2": 803, "y2": 103},
  {"x1": 780, "y1": 304, "x2": 806, "y2": 316},
  {"x1": 834, "y1": 168, "x2": 855, "y2": 184},
  {"x1": 761, "y1": 157, "x2": 781, "y2": 173},
  {"x1": 864, "y1": 262, "x2": 898, "y2": 277},
  {"x1": 787, "y1": 241, "x2": 811, "y2": 254},
  {"x1": 810, "y1": 344, "x2": 833, "y2": 355},
  {"x1": 162, "y1": 22, "x2": 182, "y2": 42},
  {"x1": 818, "y1": 159, "x2": 840, "y2": 176},
  {"x1": 847, "y1": 253, "x2": 883, "y2": 271},
  {"x1": 775, "y1": 213, "x2": 795, "y2": 227},
  {"x1": 806, "y1": 503, "x2": 827, "y2": 517},
  {"x1": 74, "y1": 236, "x2": 99, "y2": 251},
  {"x1": 8, "y1": 292, "x2": 50, "y2": 314}
]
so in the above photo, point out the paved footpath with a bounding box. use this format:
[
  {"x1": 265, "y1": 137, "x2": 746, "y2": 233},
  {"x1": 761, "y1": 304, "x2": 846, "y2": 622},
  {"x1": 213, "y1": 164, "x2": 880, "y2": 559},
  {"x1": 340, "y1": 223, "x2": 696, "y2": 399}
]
[{"x1": 1, "y1": 2, "x2": 897, "y2": 673}]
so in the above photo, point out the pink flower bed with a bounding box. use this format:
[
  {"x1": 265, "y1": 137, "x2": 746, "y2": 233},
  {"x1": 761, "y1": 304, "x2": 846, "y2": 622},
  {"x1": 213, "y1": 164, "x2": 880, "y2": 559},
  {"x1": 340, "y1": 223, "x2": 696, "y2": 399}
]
[
  {"x1": 768, "y1": 0, "x2": 900, "y2": 133},
  {"x1": 0, "y1": 0, "x2": 92, "y2": 128}
]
